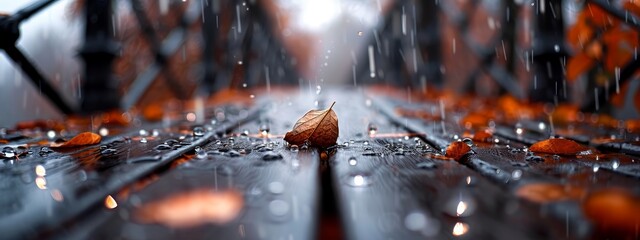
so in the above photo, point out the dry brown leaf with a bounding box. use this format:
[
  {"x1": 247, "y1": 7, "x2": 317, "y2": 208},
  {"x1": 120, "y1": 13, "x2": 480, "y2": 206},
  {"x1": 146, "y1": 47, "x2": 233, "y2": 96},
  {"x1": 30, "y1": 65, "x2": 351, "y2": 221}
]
[
  {"x1": 284, "y1": 102, "x2": 339, "y2": 148},
  {"x1": 529, "y1": 138, "x2": 589, "y2": 155},
  {"x1": 50, "y1": 132, "x2": 102, "y2": 148},
  {"x1": 582, "y1": 188, "x2": 640, "y2": 236},
  {"x1": 516, "y1": 183, "x2": 585, "y2": 203},
  {"x1": 445, "y1": 141, "x2": 471, "y2": 161},
  {"x1": 135, "y1": 189, "x2": 243, "y2": 228}
]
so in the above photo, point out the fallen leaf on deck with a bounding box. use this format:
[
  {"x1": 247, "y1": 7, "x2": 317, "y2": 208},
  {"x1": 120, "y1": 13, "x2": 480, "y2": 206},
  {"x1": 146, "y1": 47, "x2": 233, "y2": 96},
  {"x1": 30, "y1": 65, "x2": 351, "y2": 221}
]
[
  {"x1": 284, "y1": 102, "x2": 339, "y2": 148},
  {"x1": 582, "y1": 188, "x2": 640, "y2": 235},
  {"x1": 472, "y1": 130, "x2": 493, "y2": 142},
  {"x1": 50, "y1": 132, "x2": 101, "y2": 148},
  {"x1": 445, "y1": 141, "x2": 471, "y2": 161},
  {"x1": 516, "y1": 183, "x2": 585, "y2": 203},
  {"x1": 529, "y1": 138, "x2": 589, "y2": 155},
  {"x1": 135, "y1": 189, "x2": 243, "y2": 228},
  {"x1": 460, "y1": 112, "x2": 492, "y2": 130},
  {"x1": 142, "y1": 104, "x2": 164, "y2": 122}
]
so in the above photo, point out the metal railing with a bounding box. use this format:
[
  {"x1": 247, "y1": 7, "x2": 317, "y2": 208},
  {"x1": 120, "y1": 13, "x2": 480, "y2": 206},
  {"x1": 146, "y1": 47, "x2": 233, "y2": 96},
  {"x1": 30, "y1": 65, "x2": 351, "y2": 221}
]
[
  {"x1": 360, "y1": 0, "x2": 640, "y2": 116},
  {"x1": 0, "y1": 0, "x2": 300, "y2": 116}
]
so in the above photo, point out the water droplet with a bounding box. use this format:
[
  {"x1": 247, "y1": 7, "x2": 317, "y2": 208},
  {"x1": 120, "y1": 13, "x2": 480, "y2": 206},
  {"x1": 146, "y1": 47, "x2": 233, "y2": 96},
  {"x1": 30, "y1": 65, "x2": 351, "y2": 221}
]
[
  {"x1": 348, "y1": 157, "x2": 357, "y2": 166},
  {"x1": 611, "y1": 159, "x2": 620, "y2": 170},
  {"x1": 139, "y1": 129, "x2": 149, "y2": 137},
  {"x1": 289, "y1": 145, "x2": 299, "y2": 152},
  {"x1": 593, "y1": 164, "x2": 600, "y2": 172},
  {"x1": 259, "y1": 125, "x2": 270, "y2": 137},
  {"x1": 268, "y1": 181, "x2": 285, "y2": 194},
  {"x1": 511, "y1": 170, "x2": 523, "y2": 180},
  {"x1": 35, "y1": 165, "x2": 46, "y2": 177},
  {"x1": 39, "y1": 146, "x2": 52, "y2": 155},
  {"x1": 268, "y1": 199, "x2": 289, "y2": 217},
  {"x1": 155, "y1": 144, "x2": 172, "y2": 150},
  {"x1": 46, "y1": 130, "x2": 56, "y2": 139},
  {"x1": 105, "y1": 195, "x2": 118, "y2": 209},
  {"x1": 525, "y1": 155, "x2": 543, "y2": 162},
  {"x1": 462, "y1": 138, "x2": 474, "y2": 147},
  {"x1": 227, "y1": 150, "x2": 241, "y2": 157},
  {"x1": 554, "y1": 44, "x2": 560, "y2": 52},
  {"x1": 192, "y1": 126, "x2": 205, "y2": 137},
  {"x1": 404, "y1": 211, "x2": 439, "y2": 236},
  {"x1": 357, "y1": 31, "x2": 363, "y2": 36},
  {"x1": 196, "y1": 150, "x2": 208, "y2": 159},
  {"x1": 98, "y1": 127, "x2": 109, "y2": 136},
  {"x1": 139, "y1": 138, "x2": 148, "y2": 143},
  {"x1": 404, "y1": 212, "x2": 427, "y2": 231},
  {"x1": 368, "y1": 123, "x2": 378, "y2": 137},
  {"x1": 538, "y1": 122, "x2": 546, "y2": 131},
  {"x1": 452, "y1": 222, "x2": 469, "y2": 236},
  {"x1": 343, "y1": 141, "x2": 349, "y2": 147},
  {"x1": 363, "y1": 141, "x2": 369, "y2": 146},
  {"x1": 35, "y1": 176, "x2": 47, "y2": 189},
  {"x1": 262, "y1": 152, "x2": 283, "y2": 161},
  {"x1": 2, "y1": 147, "x2": 15, "y2": 158},
  {"x1": 344, "y1": 173, "x2": 372, "y2": 187},
  {"x1": 417, "y1": 162, "x2": 437, "y2": 169},
  {"x1": 100, "y1": 148, "x2": 117, "y2": 155}
]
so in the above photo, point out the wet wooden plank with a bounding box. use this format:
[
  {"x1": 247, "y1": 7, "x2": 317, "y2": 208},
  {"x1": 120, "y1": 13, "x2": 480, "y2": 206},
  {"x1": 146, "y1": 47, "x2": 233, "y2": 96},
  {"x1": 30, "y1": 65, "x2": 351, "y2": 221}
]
[
  {"x1": 56, "y1": 98, "x2": 322, "y2": 240},
  {"x1": 0, "y1": 105, "x2": 260, "y2": 239},
  {"x1": 372, "y1": 94, "x2": 640, "y2": 238},
  {"x1": 326, "y1": 93, "x2": 567, "y2": 239}
]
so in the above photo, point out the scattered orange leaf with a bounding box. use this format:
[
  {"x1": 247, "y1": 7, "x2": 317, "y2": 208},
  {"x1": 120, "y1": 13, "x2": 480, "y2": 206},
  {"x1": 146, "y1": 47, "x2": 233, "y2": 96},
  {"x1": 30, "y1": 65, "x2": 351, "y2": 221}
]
[
  {"x1": 529, "y1": 138, "x2": 589, "y2": 155},
  {"x1": 472, "y1": 129, "x2": 493, "y2": 142},
  {"x1": 445, "y1": 141, "x2": 472, "y2": 161},
  {"x1": 516, "y1": 183, "x2": 585, "y2": 203},
  {"x1": 50, "y1": 132, "x2": 101, "y2": 148},
  {"x1": 582, "y1": 188, "x2": 640, "y2": 236},
  {"x1": 460, "y1": 112, "x2": 492, "y2": 130},
  {"x1": 551, "y1": 104, "x2": 581, "y2": 125},
  {"x1": 142, "y1": 104, "x2": 164, "y2": 122},
  {"x1": 135, "y1": 189, "x2": 243, "y2": 228},
  {"x1": 567, "y1": 52, "x2": 596, "y2": 81}
]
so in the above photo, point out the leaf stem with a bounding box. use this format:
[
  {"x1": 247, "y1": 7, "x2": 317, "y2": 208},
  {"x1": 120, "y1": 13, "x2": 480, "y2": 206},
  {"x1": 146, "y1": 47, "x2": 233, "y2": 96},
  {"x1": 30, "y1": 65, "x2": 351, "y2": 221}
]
[{"x1": 329, "y1": 101, "x2": 336, "y2": 109}]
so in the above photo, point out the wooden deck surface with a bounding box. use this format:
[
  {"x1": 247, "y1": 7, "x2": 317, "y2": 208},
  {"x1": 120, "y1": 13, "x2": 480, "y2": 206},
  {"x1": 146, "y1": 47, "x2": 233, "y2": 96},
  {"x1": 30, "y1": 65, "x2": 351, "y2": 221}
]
[{"x1": 0, "y1": 89, "x2": 639, "y2": 239}]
